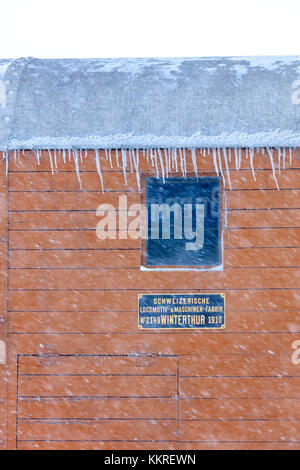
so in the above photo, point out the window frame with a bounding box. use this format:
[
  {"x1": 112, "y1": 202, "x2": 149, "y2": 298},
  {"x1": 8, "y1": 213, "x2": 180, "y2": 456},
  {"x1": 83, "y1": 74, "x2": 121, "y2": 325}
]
[{"x1": 140, "y1": 173, "x2": 224, "y2": 271}]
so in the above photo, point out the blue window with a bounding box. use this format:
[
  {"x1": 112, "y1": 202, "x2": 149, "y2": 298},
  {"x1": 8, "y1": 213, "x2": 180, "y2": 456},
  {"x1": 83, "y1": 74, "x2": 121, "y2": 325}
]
[{"x1": 145, "y1": 177, "x2": 221, "y2": 268}]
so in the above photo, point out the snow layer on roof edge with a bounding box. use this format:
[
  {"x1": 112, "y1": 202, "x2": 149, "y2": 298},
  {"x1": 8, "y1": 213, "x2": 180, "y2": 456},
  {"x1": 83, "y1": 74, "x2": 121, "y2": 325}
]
[
  {"x1": 6, "y1": 130, "x2": 300, "y2": 151},
  {"x1": 1, "y1": 56, "x2": 300, "y2": 151},
  {"x1": 0, "y1": 58, "x2": 32, "y2": 152}
]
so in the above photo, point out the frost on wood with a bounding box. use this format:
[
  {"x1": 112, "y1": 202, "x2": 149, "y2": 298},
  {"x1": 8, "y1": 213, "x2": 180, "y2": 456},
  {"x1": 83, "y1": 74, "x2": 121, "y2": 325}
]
[{"x1": 1, "y1": 147, "x2": 297, "y2": 191}]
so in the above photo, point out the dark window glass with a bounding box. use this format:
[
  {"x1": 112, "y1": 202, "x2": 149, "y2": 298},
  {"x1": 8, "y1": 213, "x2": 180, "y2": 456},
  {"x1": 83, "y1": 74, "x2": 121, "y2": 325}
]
[{"x1": 145, "y1": 177, "x2": 221, "y2": 267}]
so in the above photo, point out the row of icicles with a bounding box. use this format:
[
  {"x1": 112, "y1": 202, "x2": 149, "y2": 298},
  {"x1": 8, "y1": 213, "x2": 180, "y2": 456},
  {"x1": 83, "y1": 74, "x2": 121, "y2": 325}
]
[{"x1": 0, "y1": 147, "x2": 297, "y2": 191}]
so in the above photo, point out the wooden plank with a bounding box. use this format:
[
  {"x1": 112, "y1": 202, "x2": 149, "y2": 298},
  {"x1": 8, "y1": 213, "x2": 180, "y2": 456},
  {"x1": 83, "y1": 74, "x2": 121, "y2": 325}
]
[
  {"x1": 9, "y1": 191, "x2": 139, "y2": 211},
  {"x1": 19, "y1": 375, "x2": 177, "y2": 397},
  {"x1": 18, "y1": 441, "x2": 177, "y2": 450},
  {"x1": 9, "y1": 172, "x2": 137, "y2": 192},
  {"x1": 178, "y1": 443, "x2": 300, "y2": 449},
  {"x1": 9, "y1": 227, "x2": 300, "y2": 249},
  {"x1": 228, "y1": 190, "x2": 300, "y2": 209},
  {"x1": 9, "y1": 231, "x2": 138, "y2": 249},
  {"x1": 18, "y1": 397, "x2": 177, "y2": 420},
  {"x1": 10, "y1": 189, "x2": 300, "y2": 212},
  {"x1": 179, "y1": 398, "x2": 300, "y2": 420},
  {"x1": 8, "y1": 311, "x2": 139, "y2": 334},
  {"x1": 228, "y1": 209, "x2": 300, "y2": 228},
  {"x1": 9, "y1": 247, "x2": 300, "y2": 269},
  {"x1": 8, "y1": 267, "x2": 300, "y2": 290},
  {"x1": 227, "y1": 228, "x2": 300, "y2": 247},
  {"x1": 9, "y1": 212, "x2": 103, "y2": 230},
  {"x1": 18, "y1": 355, "x2": 177, "y2": 375},
  {"x1": 8, "y1": 210, "x2": 161, "y2": 231},
  {"x1": 179, "y1": 420, "x2": 300, "y2": 442},
  {"x1": 224, "y1": 248, "x2": 300, "y2": 267},
  {"x1": 9, "y1": 332, "x2": 300, "y2": 356},
  {"x1": 9, "y1": 289, "x2": 300, "y2": 313},
  {"x1": 18, "y1": 419, "x2": 177, "y2": 441},
  {"x1": 9, "y1": 249, "x2": 139, "y2": 269},
  {"x1": 179, "y1": 354, "x2": 298, "y2": 377},
  {"x1": 180, "y1": 377, "x2": 300, "y2": 398},
  {"x1": 10, "y1": 208, "x2": 300, "y2": 231},
  {"x1": 9, "y1": 169, "x2": 300, "y2": 192},
  {"x1": 7, "y1": 309, "x2": 300, "y2": 334},
  {"x1": 18, "y1": 440, "x2": 177, "y2": 450},
  {"x1": 225, "y1": 309, "x2": 300, "y2": 332}
]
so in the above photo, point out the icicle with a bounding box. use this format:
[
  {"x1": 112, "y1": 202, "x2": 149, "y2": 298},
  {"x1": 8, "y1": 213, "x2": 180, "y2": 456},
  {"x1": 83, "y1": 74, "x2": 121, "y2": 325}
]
[
  {"x1": 146, "y1": 149, "x2": 150, "y2": 163},
  {"x1": 277, "y1": 147, "x2": 281, "y2": 174},
  {"x1": 68, "y1": 149, "x2": 71, "y2": 162},
  {"x1": 84, "y1": 149, "x2": 88, "y2": 159},
  {"x1": 153, "y1": 149, "x2": 159, "y2": 178},
  {"x1": 249, "y1": 148, "x2": 256, "y2": 181},
  {"x1": 35, "y1": 149, "x2": 40, "y2": 165},
  {"x1": 79, "y1": 149, "x2": 83, "y2": 163},
  {"x1": 289, "y1": 147, "x2": 292, "y2": 165},
  {"x1": 222, "y1": 148, "x2": 232, "y2": 189},
  {"x1": 48, "y1": 150, "x2": 54, "y2": 174},
  {"x1": 217, "y1": 148, "x2": 225, "y2": 185},
  {"x1": 95, "y1": 150, "x2": 104, "y2": 192},
  {"x1": 183, "y1": 148, "x2": 187, "y2": 177},
  {"x1": 115, "y1": 149, "x2": 119, "y2": 167},
  {"x1": 172, "y1": 149, "x2": 178, "y2": 172},
  {"x1": 234, "y1": 148, "x2": 239, "y2": 170},
  {"x1": 17, "y1": 150, "x2": 20, "y2": 162},
  {"x1": 238, "y1": 148, "x2": 242, "y2": 169},
  {"x1": 267, "y1": 148, "x2": 279, "y2": 190},
  {"x1": 132, "y1": 149, "x2": 141, "y2": 190},
  {"x1": 282, "y1": 147, "x2": 286, "y2": 170},
  {"x1": 191, "y1": 149, "x2": 198, "y2": 178},
  {"x1": 149, "y1": 149, "x2": 154, "y2": 167},
  {"x1": 105, "y1": 149, "x2": 109, "y2": 161},
  {"x1": 128, "y1": 149, "x2": 133, "y2": 173},
  {"x1": 14, "y1": 150, "x2": 17, "y2": 162},
  {"x1": 157, "y1": 149, "x2": 165, "y2": 183},
  {"x1": 179, "y1": 148, "x2": 185, "y2": 176},
  {"x1": 121, "y1": 149, "x2": 127, "y2": 185},
  {"x1": 108, "y1": 149, "x2": 113, "y2": 168},
  {"x1": 163, "y1": 149, "x2": 169, "y2": 179},
  {"x1": 62, "y1": 149, "x2": 66, "y2": 164},
  {"x1": 212, "y1": 148, "x2": 219, "y2": 176},
  {"x1": 168, "y1": 148, "x2": 171, "y2": 172},
  {"x1": 73, "y1": 150, "x2": 82, "y2": 190}
]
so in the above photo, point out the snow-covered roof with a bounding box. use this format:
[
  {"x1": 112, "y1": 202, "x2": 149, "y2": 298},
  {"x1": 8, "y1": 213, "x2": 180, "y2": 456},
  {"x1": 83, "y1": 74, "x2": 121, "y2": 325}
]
[{"x1": 1, "y1": 56, "x2": 300, "y2": 151}]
